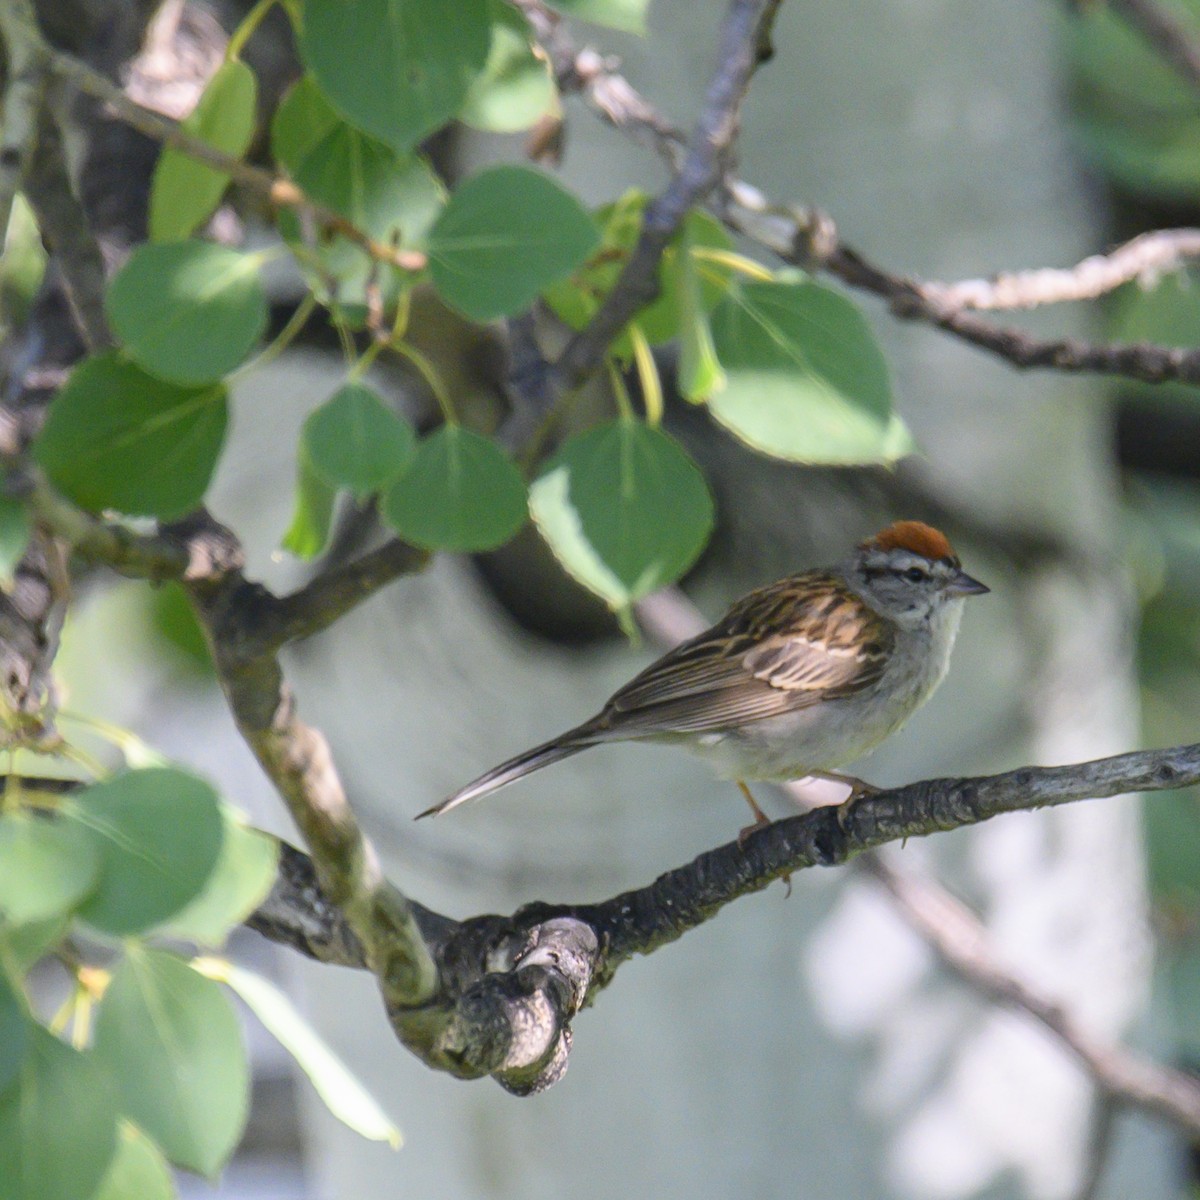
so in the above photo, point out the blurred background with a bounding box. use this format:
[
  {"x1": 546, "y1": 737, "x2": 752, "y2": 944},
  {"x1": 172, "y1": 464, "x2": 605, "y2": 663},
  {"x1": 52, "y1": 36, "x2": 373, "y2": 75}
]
[{"x1": 17, "y1": 0, "x2": 1200, "y2": 1196}]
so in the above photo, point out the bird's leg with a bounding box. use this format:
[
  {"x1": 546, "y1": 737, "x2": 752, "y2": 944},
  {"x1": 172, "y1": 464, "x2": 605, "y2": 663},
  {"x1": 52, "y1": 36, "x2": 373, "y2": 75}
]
[
  {"x1": 803, "y1": 770, "x2": 880, "y2": 827},
  {"x1": 736, "y1": 781, "x2": 792, "y2": 897},
  {"x1": 736, "y1": 780, "x2": 770, "y2": 845}
]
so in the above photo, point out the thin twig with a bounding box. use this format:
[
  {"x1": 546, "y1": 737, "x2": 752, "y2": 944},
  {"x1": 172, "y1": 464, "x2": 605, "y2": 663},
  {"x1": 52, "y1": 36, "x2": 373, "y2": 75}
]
[
  {"x1": 921, "y1": 228, "x2": 1200, "y2": 311},
  {"x1": 864, "y1": 859, "x2": 1200, "y2": 1136},
  {"x1": 550, "y1": 0, "x2": 784, "y2": 393},
  {"x1": 20, "y1": 110, "x2": 112, "y2": 351},
  {"x1": 535, "y1": 16, "x2": 1200, "y2": 388}
]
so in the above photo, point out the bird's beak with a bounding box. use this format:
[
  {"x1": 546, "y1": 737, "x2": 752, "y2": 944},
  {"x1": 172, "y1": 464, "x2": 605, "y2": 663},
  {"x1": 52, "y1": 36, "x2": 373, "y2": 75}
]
[{"x1": 947, "y1": 569, "x2": 990, "y2": 596}]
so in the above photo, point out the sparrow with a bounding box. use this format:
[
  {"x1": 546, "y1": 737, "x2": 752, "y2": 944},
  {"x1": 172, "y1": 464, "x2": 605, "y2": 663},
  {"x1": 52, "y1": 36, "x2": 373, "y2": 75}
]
[{"x1": 418, "y1": 521, "x2": 989, "y2": 829}]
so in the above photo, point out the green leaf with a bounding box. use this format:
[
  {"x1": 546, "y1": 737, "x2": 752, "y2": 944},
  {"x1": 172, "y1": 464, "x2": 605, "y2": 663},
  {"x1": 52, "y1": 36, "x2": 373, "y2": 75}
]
[
  {"x1": 304, "y1": 384, "x2": 416, "y2": 500},
  {"x1": 0, "y1": 494, "x2": 31, "y2": 589},
  {"x1": 157, "y1": 811, "x2": 278, "y2": 947},
  {"x1": 281, "y1": 443, "x2": 337, "y2": 560},
  {"x1": 93, "y1": 948, "x2": 248, "y2": 1176},
  {"x1": 271, "y1": 76, "x2": 341, "y2": 174},
  {"x1": 0, "y1": 813, "x2": 100, "y2": 925},
  {"x1": 0, "y1": 1026, "x2": 118, "y2": 1200},
  {"x1": 107, "y1": 241, "x2": 268, "y2": 386},
  {"x1": 149, "y1": 61, "x2": 258, "y2": 242},
  {"x1": 529, "y1": 420, "x2": 713, "y2": 610},
  {"x1": 94, "y1": 1123, "x2": 176, "y2": 1200},
  {"x1": 461, "y1": 0, "x2": 557, "y2": 132},
  {"x1": 1062, "y1": 4, "x2": 1200, "y2": 198},
  {"x1": 66, "y1": 768, "x2": 224, "y2": 937},
  {"x1": 428, "y1": 165, "x2": 599, "y2": 321},
  {"x1": 145, "y1": 581, "x2": 212, "y2": 677},
  {"x1": 381, "y1": 425, "x2": 527, "y2": 551},
  {"x1": 0, "y1": 969, "x2": 28, "y2": 1095},
  {"x1": 284, "y1": 121, "x2": 444, "y2": 305},
  {"x1": 0, "y1": 196, "x2": 47, "y2": 330},
  {"x1": 34, "y1": 354, "x2": 228, "y2": 520},
  {"x1": 0, "y1": 917, "x2": 67, "y2": 974},
  {"x1": 300, "y1": 0, "x2": 491, "y2": 152},
  {"x1": 543, "y1": 195, "x2": 731, "y2": 357},
  {"x1": 707, "y1": 279, "x2": 911, "y2": 464},
  {"x1": 546, "y1": 0, "x2": 648, "y2": 33},
  {"x1": 216, "y1": 961, "x2": 401, "y2": 1147},
  {"x1": 677, "y1": 221, "x2": 725, "y2": 401}
]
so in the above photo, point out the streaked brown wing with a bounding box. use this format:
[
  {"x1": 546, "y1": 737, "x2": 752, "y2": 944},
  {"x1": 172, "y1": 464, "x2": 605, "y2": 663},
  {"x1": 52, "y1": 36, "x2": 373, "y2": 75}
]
[{"x1": 592, "y1": 574, "x2": 893, "y2": 737}]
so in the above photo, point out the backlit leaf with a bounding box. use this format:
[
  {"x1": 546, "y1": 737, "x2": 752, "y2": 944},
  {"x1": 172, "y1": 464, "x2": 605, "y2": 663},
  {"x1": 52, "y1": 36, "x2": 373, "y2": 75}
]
[{"x1": 149, "y1": 61, "x2": 257, "y2": 242}]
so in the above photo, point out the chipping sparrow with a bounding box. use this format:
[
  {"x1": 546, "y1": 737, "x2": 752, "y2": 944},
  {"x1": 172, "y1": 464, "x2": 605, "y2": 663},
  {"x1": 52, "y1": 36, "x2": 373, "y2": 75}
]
[{"x1": 418, "y1": 522, "x2": 988, "y2": 826}]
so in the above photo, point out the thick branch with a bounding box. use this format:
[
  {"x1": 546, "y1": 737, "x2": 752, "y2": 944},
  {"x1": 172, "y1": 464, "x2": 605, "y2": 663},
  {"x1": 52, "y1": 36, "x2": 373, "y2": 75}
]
[{"x1": 245, "y1": 738, "x2": 1200, "y2": 1115}]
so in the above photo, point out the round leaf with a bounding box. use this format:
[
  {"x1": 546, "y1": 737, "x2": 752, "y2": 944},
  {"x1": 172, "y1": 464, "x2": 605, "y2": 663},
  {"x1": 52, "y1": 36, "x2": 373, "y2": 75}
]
[
  {"x1": 67, "y1": 768, "x2": 224, "y2": 937},
  {"x1": 708, "y1": 279, "x2": 912, "y2": 464},
  {"x1": 107, "y1": 241, "x2": 267, "y2": 385},
  {"x1": 0, "y1": 969, "x2": 28, "y2": 1095},
  {"x1": 304, "y1": 384, "x2": 416, "y2": 499},
  {"x1": 94, "y1": 1124, "x2": 175, "y2": 1200},
  {"x1": 381, "y1": 425, "x2": 527, "y2": 551},
  {"x1": 93, "y1": 949, "x2": 248, "y2": 1177},
  {"x1": 0, "y1": 1026, "x2": 118, "y2": 1200},
  {"x1": 34, "y1": 354, "x2": 228, "y2": 520},
  {"x1": 428, "y1": 165, "x2": 599, "y2": 320},
  {"x1": 271, "y1": 76, "x2": 341, "y2": 174},
  {"x1": 300, "y1": 0, "x2": 491, "y2": 152},
  {"x1": 149, "y1": 61, "x2": 257, "y2": 242},
  {"x1": 157, "y1": 812, "x2": 279, "y2": 947},
  {"x1": 529, "y1": 420, "x2": 713, "y2": 609},
  {"x1": 0, "y1": 813, "x2": 100, "y2": 925},
  {"x1": 461, "y1": 0, "x2": 557, "y2": 132}
]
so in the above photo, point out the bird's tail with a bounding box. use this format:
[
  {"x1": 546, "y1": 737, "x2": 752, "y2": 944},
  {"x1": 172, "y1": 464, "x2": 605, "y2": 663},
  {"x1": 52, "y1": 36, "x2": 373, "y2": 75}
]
[{"x1": 415, "y1": 725, "x2": 597, "y2": 819}]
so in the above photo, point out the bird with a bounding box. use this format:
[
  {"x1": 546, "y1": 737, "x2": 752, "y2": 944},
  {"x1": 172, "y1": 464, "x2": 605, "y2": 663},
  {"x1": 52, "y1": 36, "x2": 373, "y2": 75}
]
[{"x1": 417, "y1": 521, "x2": 989, "y2": 830}]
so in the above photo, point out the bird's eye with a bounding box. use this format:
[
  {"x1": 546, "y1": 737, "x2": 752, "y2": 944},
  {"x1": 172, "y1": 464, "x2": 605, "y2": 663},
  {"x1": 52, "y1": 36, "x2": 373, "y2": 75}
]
[{"x1": 903, "y1": 566, "x2": 927, "y2": 583}]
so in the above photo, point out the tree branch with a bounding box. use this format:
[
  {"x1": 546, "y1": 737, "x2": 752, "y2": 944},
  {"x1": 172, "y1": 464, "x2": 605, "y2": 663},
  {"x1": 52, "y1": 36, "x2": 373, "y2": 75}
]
[
  {"x1": 861, "y1": 857, "x2": 1200, "y2": 1139},
  {"x1": 241, "y1": 738, "x2": 1200, "y2": 1111},
  {"x1": 531, "y1": 13, "x2": 1200, "y2": 389},
  {"x1": 550, "y1": 0, "x2": 784, "y2": 393}
]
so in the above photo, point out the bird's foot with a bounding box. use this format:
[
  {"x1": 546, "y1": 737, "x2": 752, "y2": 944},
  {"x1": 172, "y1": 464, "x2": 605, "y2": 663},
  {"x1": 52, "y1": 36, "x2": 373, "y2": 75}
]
[{"x1": 735, "y1": 781, "x2": 791, "y2": 896}]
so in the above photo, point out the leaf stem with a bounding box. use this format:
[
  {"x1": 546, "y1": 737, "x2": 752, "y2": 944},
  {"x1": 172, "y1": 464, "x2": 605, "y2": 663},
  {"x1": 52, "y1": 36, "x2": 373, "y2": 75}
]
[
  {"x1": 606, "y1": 357, "x2": 636, "y2": 422},
  {"x1": 228, "y1": 292, "x2": 317, "y2": 384},
  {"x1": 691, "y1": 246, "x2": 774, "y2": 281},
  {"x1": 628, "y1": 323, "x2": 663, "y2": 426},
  {"x1": 388, "y1": 340, "x2": 457, "y2": 425},
  {"x1": 226, "y1": 0, "x2": 278, "y2": 62}
]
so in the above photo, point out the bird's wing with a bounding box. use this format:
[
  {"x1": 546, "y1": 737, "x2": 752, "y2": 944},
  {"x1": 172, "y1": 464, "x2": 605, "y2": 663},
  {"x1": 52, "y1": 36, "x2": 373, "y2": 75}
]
[{"x1": 593, "y1": 574, "x2": 894, "y2": 737}]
